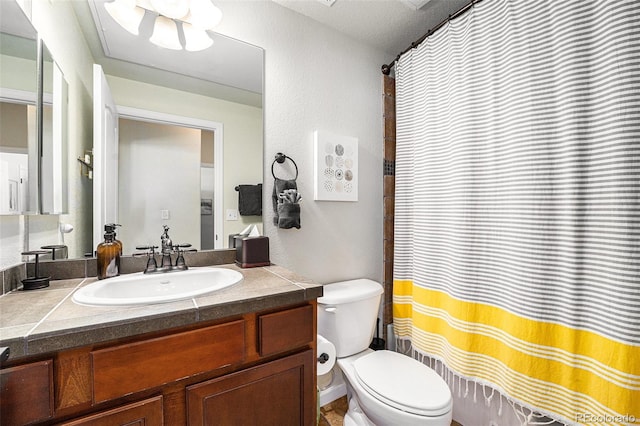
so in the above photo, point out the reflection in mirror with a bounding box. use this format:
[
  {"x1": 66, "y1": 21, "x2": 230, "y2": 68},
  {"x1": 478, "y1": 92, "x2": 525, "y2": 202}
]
[
  {"x1": 0, "y1": 4, "x2": 69, "y2": 216},
  {"x1": 0, "y1": 3, "x2": 38, "y2": 214},
  {"x1": 41, "y1": 46, "x2": 69, "y2": 215},
  {"x1": 117, "y1": 118, "x2": 218, "y2": 252},
  {"x1": 0, "y1": 0, "x2": 264, "y2": 265},
  {"x1": 81, "y1": 0, "x2": 263, "y2": 255}
]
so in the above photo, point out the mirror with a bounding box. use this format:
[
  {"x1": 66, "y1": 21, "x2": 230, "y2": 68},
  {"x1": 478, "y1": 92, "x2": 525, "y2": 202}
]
[
  {"x1": 0, "y1": 0, "x2": 69, "y2": 216},
  {"x1": 0, "y1": 0, "x2": 263, "y2": 267},
  {"x1": 80, "y1": 1, "x2": 265, "y2": 260},
  {"x1": 0, "y1": 2, "x2": 38, "y2": 214}
]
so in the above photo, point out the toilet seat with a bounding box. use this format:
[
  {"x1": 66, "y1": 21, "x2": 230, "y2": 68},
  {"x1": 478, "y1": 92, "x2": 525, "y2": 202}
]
[{"x1": 353, "y1": 350, "x2": 452, "y2": 417}]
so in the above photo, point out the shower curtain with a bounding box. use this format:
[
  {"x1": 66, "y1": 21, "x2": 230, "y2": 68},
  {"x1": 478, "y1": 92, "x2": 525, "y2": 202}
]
[{"x1": 392, "y1": 0, "x2": 639, "y2": 424}]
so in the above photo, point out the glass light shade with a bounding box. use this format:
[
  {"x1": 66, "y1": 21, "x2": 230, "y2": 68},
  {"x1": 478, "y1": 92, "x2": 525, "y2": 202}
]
[
  {"x1": 183, "y1": 23, "x2": 213, "y2": 51},
  {"x1": 104, "y1": 0, "x2": 145, "y2": 35},
  {"x1": 188, "y1": 0, "x2": 222, "y2": 30},
  {"x1": 149, "y1": 0, "x2": 189, "y2": 19},
  {"x1": 149, "y1": 15, "x2": 182, "y2": 50}
]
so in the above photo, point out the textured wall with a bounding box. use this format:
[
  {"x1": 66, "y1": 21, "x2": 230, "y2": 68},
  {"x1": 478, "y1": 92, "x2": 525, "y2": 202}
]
[{"x1": 215, "y1": 1, "x2": 388, "y2": 285}]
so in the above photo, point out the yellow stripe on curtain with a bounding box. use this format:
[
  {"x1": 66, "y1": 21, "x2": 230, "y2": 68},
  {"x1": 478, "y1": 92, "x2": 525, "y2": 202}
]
[{"x1": 394, "y1": 280, "x2": 640, "y2": 423}]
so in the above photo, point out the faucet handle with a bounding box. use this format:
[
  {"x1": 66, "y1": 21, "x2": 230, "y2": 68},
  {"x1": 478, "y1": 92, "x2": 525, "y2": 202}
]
[
  {"x1": 173, "y1": 244, "x2": 196, "y2": 270},
  {"x1": 134, "y1": 246, "x2": 159, "y2": 274}
]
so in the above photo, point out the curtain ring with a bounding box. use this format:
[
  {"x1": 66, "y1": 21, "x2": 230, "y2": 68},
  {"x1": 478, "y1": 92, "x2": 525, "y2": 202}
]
[{"x1": 271, "y1": 153, "x2": 299, "y2": 180}]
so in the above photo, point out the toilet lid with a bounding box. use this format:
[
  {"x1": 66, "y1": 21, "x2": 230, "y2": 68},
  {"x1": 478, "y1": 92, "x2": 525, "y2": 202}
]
[{"x1": 354, "y1": 350, "x2": 452, "y2": 417}]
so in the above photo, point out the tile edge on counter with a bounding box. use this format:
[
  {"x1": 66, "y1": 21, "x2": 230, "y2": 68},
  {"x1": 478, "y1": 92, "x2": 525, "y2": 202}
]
[{"x1": 0, "y1": 263, "x2": 322, "y2": 361}]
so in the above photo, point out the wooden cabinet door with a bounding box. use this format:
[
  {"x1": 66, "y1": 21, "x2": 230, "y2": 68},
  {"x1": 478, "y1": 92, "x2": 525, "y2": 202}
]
[
  {"x1": 60, "y1": 395, "x2": 163, "y2": 426},
  {"x1": 187, "y1": 350, "x2": 315, "y2": 426},
  {"x1": 0, "y1": 359, "x2": 53, "y2": 425}
]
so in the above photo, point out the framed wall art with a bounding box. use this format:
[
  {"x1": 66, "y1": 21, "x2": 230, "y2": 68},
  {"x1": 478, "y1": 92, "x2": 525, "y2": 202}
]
[{"x1": 313, "y1": 130, "x2": 358, "y2": 202}]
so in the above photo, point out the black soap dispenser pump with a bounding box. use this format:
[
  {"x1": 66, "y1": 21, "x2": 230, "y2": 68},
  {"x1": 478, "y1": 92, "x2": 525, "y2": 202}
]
[{"x1": 97, "y1": 224, "x2": 121, "y2": 280}]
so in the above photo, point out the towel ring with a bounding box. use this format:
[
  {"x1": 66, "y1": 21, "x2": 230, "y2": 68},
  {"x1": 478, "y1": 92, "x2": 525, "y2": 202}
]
[{"x1": 271, "y1": 152, "x2": 298, "y2": 180}]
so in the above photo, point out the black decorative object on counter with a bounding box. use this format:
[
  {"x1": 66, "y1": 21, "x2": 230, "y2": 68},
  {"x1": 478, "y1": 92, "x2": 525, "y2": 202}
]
[
  {"x1": 271, "y1": 153, "x2": 301, "y2": 229},
  {"x1": 21, "y1": 250, "x2": 51, "y2": 290}
]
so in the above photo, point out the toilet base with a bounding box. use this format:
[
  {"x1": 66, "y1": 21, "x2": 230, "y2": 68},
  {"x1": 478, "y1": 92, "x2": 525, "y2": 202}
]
[{"x1": 344, "y1": 396, "x2": 375, "y2": 426}]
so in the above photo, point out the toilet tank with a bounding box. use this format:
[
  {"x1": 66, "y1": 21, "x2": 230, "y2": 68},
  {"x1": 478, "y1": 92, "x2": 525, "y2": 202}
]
[{"x1": 317, "y1": 279, "x2": 384, "y2": 358}]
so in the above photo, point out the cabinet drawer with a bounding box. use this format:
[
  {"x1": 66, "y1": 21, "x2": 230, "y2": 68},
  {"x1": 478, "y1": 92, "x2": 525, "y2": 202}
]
[
  {"x1": 92, "y1": 319, "x2": 245, "y2": 403},
  {"x1": 0, "y1": 359, "x2": 54, "y2": 425},
  {"x1": 258, "y1": 305, "x2": 314, "y2": 357},
  {"x1": 60, "y1": 395, "x2": 163, "y2": 426}
]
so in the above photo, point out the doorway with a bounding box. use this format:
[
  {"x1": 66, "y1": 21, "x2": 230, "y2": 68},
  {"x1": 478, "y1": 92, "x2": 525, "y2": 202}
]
[{"x1": 117, "y1": 107, "x2": 223, "y2": 250}]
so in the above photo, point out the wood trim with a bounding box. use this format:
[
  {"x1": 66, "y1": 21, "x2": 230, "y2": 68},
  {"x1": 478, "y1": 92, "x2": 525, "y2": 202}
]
[
  {"x1": 55, "y1": 348, "x2": 92, "y2": 412},
  {"x1": 91, "y1": 319, "x2": 245, "y2": 403}
]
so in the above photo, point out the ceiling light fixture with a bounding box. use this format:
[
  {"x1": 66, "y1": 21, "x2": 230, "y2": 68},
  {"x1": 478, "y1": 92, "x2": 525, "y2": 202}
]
[
  {"x1": 104, "y1": 0, "x2": 222, "y2": 51},
  {"x1": 104, "y1": 0, "x2": 145, "y2": 35},
  {"x1": 149, "y1": 15, "x2": 182, "y2": 50}
]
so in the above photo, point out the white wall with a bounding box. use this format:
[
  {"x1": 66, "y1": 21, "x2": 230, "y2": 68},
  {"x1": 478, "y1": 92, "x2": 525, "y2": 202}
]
[
  {"x1": 1, "y1": 0, "x2": 387, "y2": 285},
  {"x1": 213, "y1": 1, "x2": 387, "y2": 284}
]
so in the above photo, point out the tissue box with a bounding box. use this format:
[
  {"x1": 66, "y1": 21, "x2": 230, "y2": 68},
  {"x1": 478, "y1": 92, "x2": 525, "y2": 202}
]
[
  {"x1": 228, "y1": 233, "x2": 242, "y2": 248},
  {"x1": 235, "y1": 236, "x2": 270, "y2": 268}
]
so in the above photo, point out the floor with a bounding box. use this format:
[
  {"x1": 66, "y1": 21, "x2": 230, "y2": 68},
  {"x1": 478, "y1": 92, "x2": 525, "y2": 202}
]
[
  {"x1": 319, "y1": 396, "x2": 463, "y2": 426},
  {"x1": 319, "y1": 397, "x2": 348, "y2": 426}
]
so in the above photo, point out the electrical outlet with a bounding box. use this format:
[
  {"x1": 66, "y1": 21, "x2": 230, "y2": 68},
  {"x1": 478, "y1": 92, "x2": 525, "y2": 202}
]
[{"x1": 226, "y1": 209, "x2": 238, "y2": 221}]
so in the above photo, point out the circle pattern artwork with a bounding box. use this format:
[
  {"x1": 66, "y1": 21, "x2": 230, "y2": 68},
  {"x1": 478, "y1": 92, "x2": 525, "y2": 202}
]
[
  {"x1": 316, "y1": 135, "x2": 357, "y2": 200},
  {"x1": 324, "y1": 168, "x2": 334, "y2": 179},
  {"x1": 325, "y1": 155, "x2": 334, "y2": 167}
]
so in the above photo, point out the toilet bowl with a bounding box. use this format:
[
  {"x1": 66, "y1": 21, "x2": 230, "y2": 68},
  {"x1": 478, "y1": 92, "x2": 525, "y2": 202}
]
[{"x1": 318, "y1": 279, "x2": 452, "y2": 426}]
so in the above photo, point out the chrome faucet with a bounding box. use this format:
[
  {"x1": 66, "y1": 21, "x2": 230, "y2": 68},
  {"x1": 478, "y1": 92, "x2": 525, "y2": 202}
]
[{"x1": 160, "y1": 225, "x2": 173, "y2": 271}]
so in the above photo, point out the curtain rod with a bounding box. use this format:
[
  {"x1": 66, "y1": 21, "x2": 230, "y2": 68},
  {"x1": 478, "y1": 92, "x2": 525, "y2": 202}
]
[{"x1": 381, "y1": 0, "x2": 484, "y2": 75}]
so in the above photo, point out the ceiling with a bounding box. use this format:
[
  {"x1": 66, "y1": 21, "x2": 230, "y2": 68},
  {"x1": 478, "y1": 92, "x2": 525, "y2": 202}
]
[
  {"x1": 273, "y1": 0, "x2": 469, "y2": 58},
  {"x1": 71, "y1": 0, "x2": 468, "y2": 106}
]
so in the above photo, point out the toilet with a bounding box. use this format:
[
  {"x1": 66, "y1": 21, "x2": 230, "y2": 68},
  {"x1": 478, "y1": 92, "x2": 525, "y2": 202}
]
[{"x1": 318, "y1": 279, "x2": 452, "y2": 426}]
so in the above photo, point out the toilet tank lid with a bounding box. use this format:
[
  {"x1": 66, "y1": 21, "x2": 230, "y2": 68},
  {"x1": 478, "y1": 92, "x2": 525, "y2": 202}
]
[{"x1": 318, "y1": 279, "x2": 383, "y2": 305}]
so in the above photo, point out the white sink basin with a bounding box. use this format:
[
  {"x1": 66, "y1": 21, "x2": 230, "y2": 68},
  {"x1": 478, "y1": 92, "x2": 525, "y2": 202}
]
[{"x1": 72, "y1": 267, "x2": 243, "y2": 306}]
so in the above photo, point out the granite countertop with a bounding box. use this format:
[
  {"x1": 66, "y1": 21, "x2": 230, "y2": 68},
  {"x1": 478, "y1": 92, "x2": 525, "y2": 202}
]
[{"x1": 0, "y1": 264, "x2": 322, "y2": 362}]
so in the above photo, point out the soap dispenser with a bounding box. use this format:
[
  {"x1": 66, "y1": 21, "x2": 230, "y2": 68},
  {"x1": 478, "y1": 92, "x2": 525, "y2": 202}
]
[
  {"x1": 97, "y1": 224, "x2": 121, "y2": 280},
  {"x1": 112, "y1": 223, "x2": 123, "y2": 255}
]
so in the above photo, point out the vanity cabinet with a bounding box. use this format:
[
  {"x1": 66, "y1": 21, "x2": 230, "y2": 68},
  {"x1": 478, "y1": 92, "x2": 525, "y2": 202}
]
[
  {"x1": 59, "y1": 396, "x2": 164, "y2": 426},
  {"x1": 187, "y1": 350, "x2": 314, "y2": 426},
  {"x1": 0, "y1": 360, "x2": 54, "y2": 425},
  {"x1": 0, "y1": 302, "x2": 317, "y2": 426}
]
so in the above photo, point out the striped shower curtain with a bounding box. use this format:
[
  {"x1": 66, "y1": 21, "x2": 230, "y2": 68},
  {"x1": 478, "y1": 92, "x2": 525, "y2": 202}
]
[{"x1": 392, "y1": 0, "x2": 639, "y2": 425}]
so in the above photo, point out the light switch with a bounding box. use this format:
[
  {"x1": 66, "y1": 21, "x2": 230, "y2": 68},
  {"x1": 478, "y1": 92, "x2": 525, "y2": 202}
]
[
  {"x1": 161, "y1": 209, "x2": 170, "y2": 220},
  {"x1": 226, "y1": 209, "x2": 238, "y2": 221}
]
